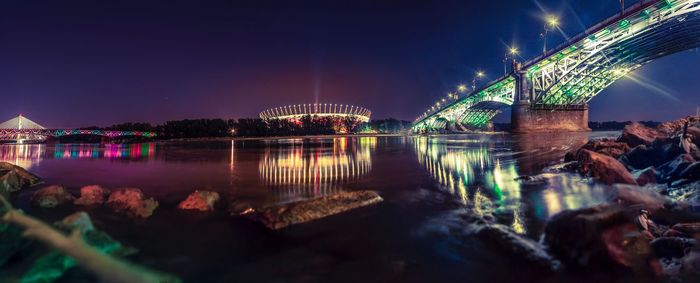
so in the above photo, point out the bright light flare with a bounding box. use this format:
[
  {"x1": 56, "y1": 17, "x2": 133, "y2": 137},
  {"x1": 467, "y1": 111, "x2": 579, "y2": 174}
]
[{"x1": 546, "y1": 15, "x2": 560, "y2": 28}]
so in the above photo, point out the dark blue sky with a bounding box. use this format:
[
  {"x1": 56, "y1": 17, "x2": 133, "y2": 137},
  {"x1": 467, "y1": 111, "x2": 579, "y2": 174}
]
[{"x1": 1, "y1": 0, "x2": 699, "y2": 128}]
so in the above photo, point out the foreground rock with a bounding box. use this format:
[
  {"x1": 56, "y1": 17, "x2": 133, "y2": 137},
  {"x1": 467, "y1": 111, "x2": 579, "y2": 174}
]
[
  {"x1": 543, "y1": 204, "x2": 655, "y2": 272},
  {"x1": 580, "y1": 139, "x2": 630, "y2": 158},
  {"x1": 618, "y1": 122, "x2": 663, "y2": 147},
  {"x1": 106, "y1": 188, "x2": 159, "y2": 218},
  {"x1": 474, "y1": 222, "x2": 558, "y2": 271},
  {"x1": 577, "y1": 149, "x2": 637, "y2": 185},
  {"x1": 248, "y1": 190, "x2": 382, "y2": 229},
  {"x1": 30, "y1": 185, "x2": 75, "y2": 208},
  {"x1": 74, "y1": 185, "x2": 111, "y2": 206},
  {"x1": 177, "y1": 190, "x2": 220, "y2": 212},
  {"x1": 0, "y1": 162, "x2": 41, "y2": 197}
]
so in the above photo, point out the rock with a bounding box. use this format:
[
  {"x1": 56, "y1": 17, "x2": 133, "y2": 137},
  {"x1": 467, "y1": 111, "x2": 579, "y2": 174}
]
[
  {"x1": 55, "y1": 211, "x2": 95, "y2": 232},
  {"x1": 581, "y1": 139, "x2": 630, "y2": 158},
  {"x1": 229, "y1": 200, "x2": 256, "y2": 215},
  {"x1": 650, "y1": 237, "x2": 697, "y2": 258},
  {"x1": 30, "y1": 185, "x2": 75, "y2": 208},
  {"x1": 473, "y1": 223, "x2": 558, "y2": 271},
  {"x1": 671, "y1": 223, "x2": 700, "y2": 237},
  {"x1": 609, "y1": 184, "x2": 668, "y2": 211},
  {"x1": 666, "y1": 181, "x2": 700, "y2": 212},
  {"x1": 680, "y1": 162, "x2": 700, "y2": 180},
  {"x1": 177, "y1": 190, "x2": 220, "y2": 212},
  {"x1": 577, "y1": 149, "x2": 637, "y2": 185},
  {"x1": 248, "y1": 190, "x2": 382, "y2": 229},
  {"x1": 659, "y1": 257, "x2": 683, "y2": 276},
  {"x1": 543, "y1": 204, "x2": 654, "y2": 270},
  {"x1": 620, "y1": 145, "x2": 655, "y2": 170},
  {"x1": 74, "y1": 185, "x2": 111, "y2": 206},
  {"x1": 688, "y1": 126, "x2": 700, "y2": 146},
  {"x1": 632, "y1": 167, "x2": 657, "y2": 186},
  {"x1": 682, "y1": 250, "x2": 700, "y2": 275},
  {"x1": 618, "y1": 123, "x2": 662, "y2": 147},
  {"x1": 657, "y1": 154, "x2": 695, "y2": 182},
  {"x1": 0, "y1": 162, "x2": 41, "y2": 197},
  {"x1": 663, "y1": 229, "x2": 689, "y2": 238},
  {"x1": 106, "y1": 188, "x2": 159, "y2": 218}
]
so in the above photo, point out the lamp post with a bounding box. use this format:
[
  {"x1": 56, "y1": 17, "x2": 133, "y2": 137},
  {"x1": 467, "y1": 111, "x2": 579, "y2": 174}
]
[
  {"x1": 503, "y1": 46, "x2": 519, "y2": 75},
  {"x1": 472, "y1": 71, "x2": 485, "y2": 91},
  {"x1": 541, "y1": 15, "x2": 559, "y2": 54}
]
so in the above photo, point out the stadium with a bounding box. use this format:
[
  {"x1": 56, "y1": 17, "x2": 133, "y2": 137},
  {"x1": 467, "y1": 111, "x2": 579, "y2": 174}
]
[{"x1": 259, "y1": 103, "x2": 371, "y2": 122}]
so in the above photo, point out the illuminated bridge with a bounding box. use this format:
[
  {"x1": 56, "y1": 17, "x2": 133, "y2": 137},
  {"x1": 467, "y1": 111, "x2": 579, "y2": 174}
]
[
  {"x1": 413, "y1": 0, "x2": 700, "y2": 133},
  {"x1": 0, "y1": 115, "x2": 156, "y2": 142}
]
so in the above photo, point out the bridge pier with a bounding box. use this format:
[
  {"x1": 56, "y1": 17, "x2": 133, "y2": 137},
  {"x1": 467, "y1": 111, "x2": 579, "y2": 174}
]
[{"x1": 511, "y1": 102, "x2": 590, "y2": 133}]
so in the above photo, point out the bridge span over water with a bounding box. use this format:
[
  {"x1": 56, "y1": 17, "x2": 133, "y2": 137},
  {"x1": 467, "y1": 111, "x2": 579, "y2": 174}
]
[
  {"x1": 0, "y1": 115, "x2": 156, "y2": 142},
  {"x1": 412, "y1": 0, "x2": 700, "y2": 133}
]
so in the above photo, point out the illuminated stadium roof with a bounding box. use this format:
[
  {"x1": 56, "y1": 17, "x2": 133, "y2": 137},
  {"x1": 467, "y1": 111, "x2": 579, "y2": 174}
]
[{"x1": 260, "y1": 103, "x2": 371, "y2": 122}]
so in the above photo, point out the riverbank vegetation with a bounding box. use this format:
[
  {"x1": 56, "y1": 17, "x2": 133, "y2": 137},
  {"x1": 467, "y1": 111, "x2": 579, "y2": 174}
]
[{"x1": 77, "y1": 117, "x2": 412, "y2": 140}]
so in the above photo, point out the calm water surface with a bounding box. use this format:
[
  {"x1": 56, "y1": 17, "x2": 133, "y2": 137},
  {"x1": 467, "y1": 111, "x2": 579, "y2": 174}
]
[{"x1": 2, "y1": 132, "x2": 619, "y2": 282}]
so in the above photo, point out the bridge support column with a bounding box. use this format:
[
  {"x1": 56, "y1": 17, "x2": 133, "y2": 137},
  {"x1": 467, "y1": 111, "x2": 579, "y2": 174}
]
[{"x1": 511, "y1": 103, "x2": 591, "y2": 133}]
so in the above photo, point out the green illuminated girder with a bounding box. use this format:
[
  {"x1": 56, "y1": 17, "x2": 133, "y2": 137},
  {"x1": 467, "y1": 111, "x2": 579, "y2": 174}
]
[{"x1": 527, "y1": 0, "x2": 700, "y2": 106}]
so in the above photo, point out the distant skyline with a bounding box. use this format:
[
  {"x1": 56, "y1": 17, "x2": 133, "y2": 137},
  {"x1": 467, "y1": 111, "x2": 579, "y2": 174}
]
[{"x1": 2, "y1": 0, "x2": 699, "y2": 128}]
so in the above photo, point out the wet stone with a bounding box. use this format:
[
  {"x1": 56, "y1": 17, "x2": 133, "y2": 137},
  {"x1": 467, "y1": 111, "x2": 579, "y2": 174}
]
[
  {"x1": 30, "y1": 185, "x2": 75, "y2": 208},
  {"x1": 74, "y1": 185, "x2": 111, "y2": 206},
  {"x1": 247, "y1": 190, "x2": 383, "y2": 230},
  {"x1": 177, "y1": 190, "x2": 220, "y2": 212},
  {"x1": 106, "y1": 188, "x2": 159, "y2": 218}
]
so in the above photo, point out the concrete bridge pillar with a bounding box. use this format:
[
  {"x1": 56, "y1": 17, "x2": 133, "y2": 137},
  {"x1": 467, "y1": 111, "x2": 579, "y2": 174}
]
[{"x1": 510, "y1": 63, "x2": 590, "y2": 133}]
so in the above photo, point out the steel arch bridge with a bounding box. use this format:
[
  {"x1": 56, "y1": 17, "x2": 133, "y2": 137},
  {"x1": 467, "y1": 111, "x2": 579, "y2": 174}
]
[{"x1": 413, "y1": 0, "x2": 700, "y2": 133}]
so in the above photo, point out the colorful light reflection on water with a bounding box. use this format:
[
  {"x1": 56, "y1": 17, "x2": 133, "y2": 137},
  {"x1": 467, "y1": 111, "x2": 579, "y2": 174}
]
[
  {"x1": 0, "y1": 143, "x2": 156, "y2": 169},
  {"x1": 258, "y1": 137, "x2": 374, "y2": 202},
  {"x1": 412, "y1": 135, "x2": 611, "y2": 235}
]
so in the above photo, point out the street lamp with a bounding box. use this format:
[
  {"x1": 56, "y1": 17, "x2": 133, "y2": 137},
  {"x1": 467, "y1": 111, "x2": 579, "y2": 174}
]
[
  {"x1": 504, "y1": 46, "x2": 519, "y2": 75},
  {"x1": 541, "y1": 15, "x2": 560, "y2": 54},
  {"x1": 457, "y1": 84, "x2": 468, "y2": 93},
  {"x1": 472, "y1": 71, "x2": 485, "y2": 91}
]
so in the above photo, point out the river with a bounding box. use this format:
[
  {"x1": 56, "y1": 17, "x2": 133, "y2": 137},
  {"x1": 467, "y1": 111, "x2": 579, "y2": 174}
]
[{"x1": 1, "y1": 132, "x2": 621, "y2": 282}]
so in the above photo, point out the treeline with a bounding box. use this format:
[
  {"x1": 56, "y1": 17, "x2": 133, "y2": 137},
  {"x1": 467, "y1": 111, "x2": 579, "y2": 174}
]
[
  {"x1": 95, "y1": 116, "x2": 411, "y2": 139},
  {"x1": 588, "y1": 121, "x2": 660, "y2": 131}
]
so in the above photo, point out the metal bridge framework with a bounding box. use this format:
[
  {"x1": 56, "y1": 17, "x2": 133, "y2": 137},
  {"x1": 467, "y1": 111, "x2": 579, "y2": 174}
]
[{"x1": 413, "y1": 0, "x2": 700, "y2": 132}]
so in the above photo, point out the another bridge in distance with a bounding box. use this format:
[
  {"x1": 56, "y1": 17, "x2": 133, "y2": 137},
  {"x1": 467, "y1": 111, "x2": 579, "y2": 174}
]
[
  {"x1": 412, "y1": 0, "x2": 700, "y2": 133},
  {"x1": 0, "y1": 115, "x2": 156, "y2": 143}
]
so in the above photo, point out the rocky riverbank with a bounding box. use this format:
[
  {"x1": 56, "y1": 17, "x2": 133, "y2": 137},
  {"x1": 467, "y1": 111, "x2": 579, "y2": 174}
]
[
  {"x1": 546, "y1": 117, "x2": 700, "y2": 279},
  {"x1": 0, "y1": 161, "x2": 384, "y2": 282}
]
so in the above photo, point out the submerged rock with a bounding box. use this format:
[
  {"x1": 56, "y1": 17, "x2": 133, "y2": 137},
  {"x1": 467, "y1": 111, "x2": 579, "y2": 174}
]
[
  {"x1": 577, "y1": 149, "x2": 637, "y2": 185},
  {"x1": 248, "y1": 190, "x2": 382, "y2": 230},
  {"x1": 30, "y1": 185, "x2": 75, "y2": 208},
  {"x1": 177, "y1": 190, "x2": 220, "y2": 212},
  {"x1": 106, "y1": 188, "x2": 159, "y2": 218},
  {"x1": 74, "y1": 185, "x2": 111, "y2": 206}
]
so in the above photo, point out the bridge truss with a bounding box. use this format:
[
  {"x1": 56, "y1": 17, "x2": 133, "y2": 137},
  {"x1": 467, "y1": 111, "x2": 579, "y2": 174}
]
[{"x1": 413, "y1": 0, "x2": 700, "y2": 132}]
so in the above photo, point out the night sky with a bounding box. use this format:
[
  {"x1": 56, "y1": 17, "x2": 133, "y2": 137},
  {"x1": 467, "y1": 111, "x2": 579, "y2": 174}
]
[{"x1": 2, "y1": 0, "x2": 699, "y2": 128}]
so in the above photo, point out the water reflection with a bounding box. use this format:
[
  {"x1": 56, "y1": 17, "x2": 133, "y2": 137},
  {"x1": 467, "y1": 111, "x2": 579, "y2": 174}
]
[
  {"x1": 0, "y1": 144, "x2": 45, "y2": 169},
  {"x1": 0, "y1": 143, "x2": 156, "y2": 169},
  {"x1": 259, "y1": 137, "x2": 374, "y2": 202},
  {"x1": 413, "y1": 134, "x2": 612, "y2": 235},
  {"x1": 413, "y1": 136, "x2": 525, "y2": 232}
]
